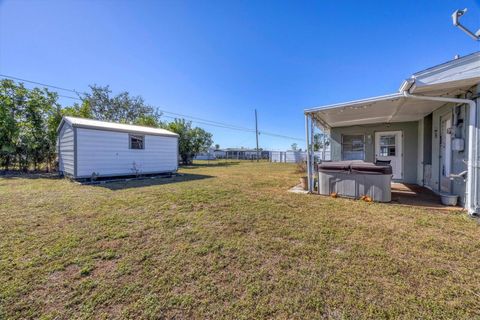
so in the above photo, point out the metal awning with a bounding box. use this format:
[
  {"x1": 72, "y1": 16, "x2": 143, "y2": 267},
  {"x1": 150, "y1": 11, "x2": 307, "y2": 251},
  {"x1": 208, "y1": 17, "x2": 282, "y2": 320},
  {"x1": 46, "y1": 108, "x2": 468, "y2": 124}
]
[
  {"x1": 303, "y1": 52, "x2": 479, "y2": 214},
  {"x1": 306, "y1": 52, "x2": 479, "y2": 129},
  {"x1": 304, "y1": 93, "x2": 446, "y2": 129}
]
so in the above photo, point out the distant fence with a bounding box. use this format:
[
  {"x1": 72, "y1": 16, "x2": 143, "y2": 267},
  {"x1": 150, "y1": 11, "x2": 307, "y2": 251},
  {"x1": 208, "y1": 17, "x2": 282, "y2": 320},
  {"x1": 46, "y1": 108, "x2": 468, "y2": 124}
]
[
  {"x1": 216, "y1": 151, "x2": 270, "y2": 160},
  {"x1": 194, "y1": 154, "x2": 216, "y2": 160},
  {"x1": 270, "y1": 151, "x2": 331, "y2": 163},
  {"x1": 195, "y1": 150, "x2": 271, "y2": 161},
  {"x1": 194, "y1": 150, "x2": 332, "y2": 162}
]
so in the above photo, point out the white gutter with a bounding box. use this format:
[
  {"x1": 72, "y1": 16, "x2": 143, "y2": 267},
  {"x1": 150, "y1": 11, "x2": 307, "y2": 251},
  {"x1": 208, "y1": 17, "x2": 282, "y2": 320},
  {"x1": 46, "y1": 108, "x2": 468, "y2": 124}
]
[
  {"x1": 403, "y1": 91, "x2": 478, "y2": 215},
  {"x1": 304, "y1": 93, "x2": 403, "y2": 114}
]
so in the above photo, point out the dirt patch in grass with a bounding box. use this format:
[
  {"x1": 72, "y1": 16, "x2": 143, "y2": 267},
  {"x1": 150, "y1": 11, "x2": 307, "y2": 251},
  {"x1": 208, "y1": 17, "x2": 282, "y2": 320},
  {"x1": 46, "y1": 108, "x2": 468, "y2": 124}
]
[{"x1": 1, "y1": 161, "x2": 479, "y2": 319}]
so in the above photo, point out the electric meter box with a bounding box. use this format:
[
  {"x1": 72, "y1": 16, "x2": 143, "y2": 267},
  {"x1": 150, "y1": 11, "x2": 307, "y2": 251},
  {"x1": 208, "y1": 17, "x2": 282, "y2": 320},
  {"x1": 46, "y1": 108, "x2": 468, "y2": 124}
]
[{"x1": 452, "y1": 138, "x2": 464, "y2": 151}]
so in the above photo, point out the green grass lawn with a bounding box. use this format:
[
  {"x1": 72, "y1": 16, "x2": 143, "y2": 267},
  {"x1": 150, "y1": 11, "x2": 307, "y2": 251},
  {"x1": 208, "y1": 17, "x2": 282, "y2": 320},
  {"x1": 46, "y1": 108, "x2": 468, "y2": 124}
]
[{"x1": 1, "y1": 161, "x2": 479, "y2": 319}]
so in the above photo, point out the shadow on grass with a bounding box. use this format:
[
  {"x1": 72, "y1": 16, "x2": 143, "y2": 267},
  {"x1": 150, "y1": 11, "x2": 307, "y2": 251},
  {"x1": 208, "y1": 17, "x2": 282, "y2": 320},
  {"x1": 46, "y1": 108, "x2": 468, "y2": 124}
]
[
  {"x1": 181, "y1": 161, "x2": 240, "y2": 169},
  {"x1": 0, "y1": 172, "x2": 61, "y2": 180},
  {"x1": 89, "y1": 173, "x2": 214, "y2": 191}
]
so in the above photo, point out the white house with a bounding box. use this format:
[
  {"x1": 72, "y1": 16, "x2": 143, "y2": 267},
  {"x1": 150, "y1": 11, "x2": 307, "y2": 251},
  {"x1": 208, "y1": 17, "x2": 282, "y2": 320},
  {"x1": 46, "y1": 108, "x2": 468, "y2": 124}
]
[
  {"x1": 304, "y1": 52, "x2": 480, "y2": 215},
  {"x1": 57, "y1": 116, "x2": 179, "y2": 179},
  {"x1": 194, "y1": 147, "x2": 217, "y2": 160}
]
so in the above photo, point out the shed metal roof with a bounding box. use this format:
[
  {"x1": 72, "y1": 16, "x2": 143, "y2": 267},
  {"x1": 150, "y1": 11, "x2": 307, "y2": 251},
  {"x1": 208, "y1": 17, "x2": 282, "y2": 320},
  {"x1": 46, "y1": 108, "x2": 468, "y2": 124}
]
[{"x1": 59, "y1": 116, "x2": 179, "y2": 137}]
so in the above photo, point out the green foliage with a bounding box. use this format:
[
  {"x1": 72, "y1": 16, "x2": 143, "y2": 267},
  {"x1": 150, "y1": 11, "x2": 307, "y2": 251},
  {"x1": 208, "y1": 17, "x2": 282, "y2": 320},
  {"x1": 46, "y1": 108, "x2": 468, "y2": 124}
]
[
  {"x1": 165, "y1": 119, "x2": 213, "y2": 164},
  {"x1": 134, "y1": 114, "x2": 161, "y2": 127},
  {"x1": 0, "y1": 80, "x2": 214, "y2": 171},
  {"x1": 81, "y1": 85, "x2": 162, "y2": 126},
  {"x1": 62, "y1": 100, "x2": 93, "y2": 119},
  {"x1": 313, "y1": 133, "x2": 329, "y2": 151},
  {"x1": 0, "y1": 80, "x2": 59, "y2": 171},
  {"x1": 0, "y1": 80, "x2": 23, "y2": 170}
]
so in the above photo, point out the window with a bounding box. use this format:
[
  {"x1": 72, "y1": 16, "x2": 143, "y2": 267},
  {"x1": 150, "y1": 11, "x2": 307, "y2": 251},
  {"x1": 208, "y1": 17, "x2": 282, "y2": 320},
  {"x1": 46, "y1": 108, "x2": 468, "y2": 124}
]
[
  {"x1": 379, "y1": 135, "x2": 395, "y2": 156},
  {"x1": 341, "y1": 135, "x2": 365, "y2": 160},
  {"x1": 129, "y1": 134, "x2": 144, "y2": 149}
]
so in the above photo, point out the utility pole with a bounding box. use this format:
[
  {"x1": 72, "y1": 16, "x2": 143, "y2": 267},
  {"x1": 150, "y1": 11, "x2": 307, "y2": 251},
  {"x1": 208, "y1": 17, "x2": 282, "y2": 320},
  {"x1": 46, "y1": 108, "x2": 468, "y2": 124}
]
[{"x1": 255, "y1": 109, "x2": 260, "y2": 162}]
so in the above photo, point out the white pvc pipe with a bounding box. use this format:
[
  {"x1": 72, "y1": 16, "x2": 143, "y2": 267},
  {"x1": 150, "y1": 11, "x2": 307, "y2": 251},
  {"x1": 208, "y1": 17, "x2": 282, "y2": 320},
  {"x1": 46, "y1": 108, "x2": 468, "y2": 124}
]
[
  {"x1": 310, "y1": 116, "x2": 315, "y2": 191},
  {"x1": 305, "y1": 114, "x2": 312, "y2": 193},
  {"x1": 403, "y1": 92, "x2": 478, "y2": 215}
]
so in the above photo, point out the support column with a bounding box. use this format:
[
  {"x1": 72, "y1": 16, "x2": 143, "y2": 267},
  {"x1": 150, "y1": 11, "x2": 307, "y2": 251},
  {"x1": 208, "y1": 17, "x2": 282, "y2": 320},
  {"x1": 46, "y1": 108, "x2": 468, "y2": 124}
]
[
  {"x1": 322, "y1": 130, "x2": 326, "y2": 161},
  {"x1": 474, "y1": 94, "x2": 480, "y2": 213},
  {"x1": 305, "y1": 113, "x2": 312, "y2": 193},
  {"x1": 310, "y1": 116, "x2": 315, "y2": 192}
]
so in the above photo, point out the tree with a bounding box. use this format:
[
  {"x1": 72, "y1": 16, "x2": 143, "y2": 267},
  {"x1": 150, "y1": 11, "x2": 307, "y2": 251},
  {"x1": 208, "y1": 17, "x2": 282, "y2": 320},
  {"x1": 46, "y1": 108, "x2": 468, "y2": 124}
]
[
  {"x1": 215, "y1": 144, "x2": 220, "y2": 150},
  {"x1": 0, "y1": 80, "x2": 26, "y2": 170},
  {"x1": 165, "y1": 119, "x2": 213, "y2": 164},
  {"x1": 0, "y1": 80, "x2": 166, "y2": 172},
  {"x1": 291, "y1": 143, "x2": 298, "y2": 151},
  {"x1": 134, "y1": 114, "x2": 162, "y2": 127},
  {"x1": 18, "y1": 88, "x2": 59, "y2": 171},
  {"x1": 81, "y1": 85, "x2": 161, "y2": 126},
  {"x1": 0, "y1": 80, "x2": 59, "y2": 172},
  {"x1": 313, "y1": 133, "x2": 329, "y2": 151},
  {"x1": 62, "y1": 100, "x2": 93, "y2": 119}
]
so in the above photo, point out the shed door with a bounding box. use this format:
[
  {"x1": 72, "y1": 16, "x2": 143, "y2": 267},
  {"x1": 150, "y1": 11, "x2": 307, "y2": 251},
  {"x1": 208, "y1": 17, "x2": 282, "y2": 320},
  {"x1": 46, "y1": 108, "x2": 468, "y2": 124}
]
[
  {"x1": 375, "y1": 131, "x2": 402, "y2": 179},
  {"x1": 440, "y1": 113, "x2": 453, "y2": 193}
]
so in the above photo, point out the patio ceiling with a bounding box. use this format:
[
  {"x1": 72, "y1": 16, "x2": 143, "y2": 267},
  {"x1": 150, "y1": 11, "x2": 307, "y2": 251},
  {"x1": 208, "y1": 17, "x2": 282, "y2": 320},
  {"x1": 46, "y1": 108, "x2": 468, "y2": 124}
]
[{"x1": 305, "y1": 93, "x2": 446, "y2": 128}]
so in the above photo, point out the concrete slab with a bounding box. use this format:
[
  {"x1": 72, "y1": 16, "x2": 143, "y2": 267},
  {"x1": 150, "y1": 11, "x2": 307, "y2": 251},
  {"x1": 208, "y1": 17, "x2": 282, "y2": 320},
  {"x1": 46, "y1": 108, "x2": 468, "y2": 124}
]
[
  {"x1": 288, "y1": 184, "x2": 309, "y2": 194},
  {"x1": 391, "y1": 183, "x2": 464, "y2": 211}
]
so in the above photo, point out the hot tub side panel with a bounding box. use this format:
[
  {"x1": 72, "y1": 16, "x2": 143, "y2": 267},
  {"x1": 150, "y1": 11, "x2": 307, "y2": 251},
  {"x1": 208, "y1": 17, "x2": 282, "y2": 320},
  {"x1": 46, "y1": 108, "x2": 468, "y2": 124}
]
[{"x1": 318, "y1": 171, "x2": 391, "y2": 202}]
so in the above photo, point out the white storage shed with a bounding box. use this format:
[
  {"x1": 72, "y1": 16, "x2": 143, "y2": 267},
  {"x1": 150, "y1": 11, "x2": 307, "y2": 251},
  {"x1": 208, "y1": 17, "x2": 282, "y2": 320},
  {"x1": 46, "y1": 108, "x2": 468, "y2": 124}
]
[{"x1": 57, "y1": 116, "x2": 179, "y2": 179}]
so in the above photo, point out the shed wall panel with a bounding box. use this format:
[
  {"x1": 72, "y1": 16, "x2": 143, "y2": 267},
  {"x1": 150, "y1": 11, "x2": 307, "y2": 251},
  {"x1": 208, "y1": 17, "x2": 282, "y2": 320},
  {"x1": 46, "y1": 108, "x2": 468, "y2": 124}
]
[
  {"x1": 58, "y1": 123, "x2": 75, "y2": 176},
  {"x1": 76, "y1": 128, "x2": 178, "y2": 177}
]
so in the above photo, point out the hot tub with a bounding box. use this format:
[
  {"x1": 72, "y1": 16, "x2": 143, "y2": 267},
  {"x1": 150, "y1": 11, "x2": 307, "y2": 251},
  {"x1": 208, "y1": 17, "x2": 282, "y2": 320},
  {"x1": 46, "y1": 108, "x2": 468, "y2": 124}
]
[{"x1": 317, "y1": 161, "x2": 393, "y2": 202}]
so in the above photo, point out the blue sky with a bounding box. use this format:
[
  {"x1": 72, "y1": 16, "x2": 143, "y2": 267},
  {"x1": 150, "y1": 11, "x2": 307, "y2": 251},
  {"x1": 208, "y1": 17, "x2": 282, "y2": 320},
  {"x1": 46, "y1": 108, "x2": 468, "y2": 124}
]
[{"x1": 1, "y1": 0, "x2": 479, "y2": 150}]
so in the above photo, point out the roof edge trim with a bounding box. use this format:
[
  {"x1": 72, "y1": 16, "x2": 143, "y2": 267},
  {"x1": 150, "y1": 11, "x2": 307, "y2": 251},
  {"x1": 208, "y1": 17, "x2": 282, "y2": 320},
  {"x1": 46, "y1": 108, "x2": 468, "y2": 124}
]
[{"x1": 304, "y1": 93, "x2": 403, "y2": 114}]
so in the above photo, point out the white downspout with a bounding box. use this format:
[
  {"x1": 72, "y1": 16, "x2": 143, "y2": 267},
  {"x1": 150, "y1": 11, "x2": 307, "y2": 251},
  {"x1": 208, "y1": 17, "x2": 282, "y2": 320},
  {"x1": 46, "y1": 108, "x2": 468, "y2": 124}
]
[
  {"x1": 310, "y1": 115, "x2": 315, "y2": 192},
  {"x1": 403, "y1": 91, "x2": 478, "y2": 215},
  {"x1": 305, "y1": 113, "x2": 312, "y2": 193}
]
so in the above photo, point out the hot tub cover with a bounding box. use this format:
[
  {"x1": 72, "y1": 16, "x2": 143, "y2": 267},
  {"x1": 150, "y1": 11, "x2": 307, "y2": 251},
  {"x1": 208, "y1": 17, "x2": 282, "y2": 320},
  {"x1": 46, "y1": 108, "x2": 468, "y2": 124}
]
[
  {"x1": 317, "y1": 161, "x2": 392, "y2": 175},
  {"x1": 351, "y1": 162, "x2": 392, "y2": 175},
  {"x1": 316, "y1": 161, "x2": 353, "y2": 172}
]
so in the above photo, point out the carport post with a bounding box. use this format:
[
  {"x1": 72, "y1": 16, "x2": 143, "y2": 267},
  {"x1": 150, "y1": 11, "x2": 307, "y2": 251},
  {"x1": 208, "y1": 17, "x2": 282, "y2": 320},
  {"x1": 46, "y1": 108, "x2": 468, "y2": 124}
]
[
  {"x1": 322, "y1": 132, "x2": 326, "y2": 161},
  {"x1": 310, "y1": 115, "x2": 315, "y2": 191},
  {"x1": 305, "y1": 113, "x2": 313, "y2": 193}
]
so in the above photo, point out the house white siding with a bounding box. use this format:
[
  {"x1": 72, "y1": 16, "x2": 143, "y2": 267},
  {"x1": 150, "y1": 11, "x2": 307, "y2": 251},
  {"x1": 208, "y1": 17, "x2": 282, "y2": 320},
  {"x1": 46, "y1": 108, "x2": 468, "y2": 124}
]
[
  {"x1": 76, "y1": 128, "x2": 178, "y2": 178},
  {"x1": 58, "y1": 122, "x2": 75, "y2": 176}
]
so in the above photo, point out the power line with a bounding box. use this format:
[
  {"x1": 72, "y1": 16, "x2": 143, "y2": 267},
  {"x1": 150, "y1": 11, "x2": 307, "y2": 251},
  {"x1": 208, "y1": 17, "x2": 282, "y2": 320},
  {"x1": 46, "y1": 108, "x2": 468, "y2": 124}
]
[
  {"x1": 157, "y1": 109, "x2": 255, "y2": 132},
  {"x1": 0, "y1": 74, "x2": 81, "y2": 94},
  {"x1": 0, "y1": 73, "x2": 255, "y2": 131},
  {"x1": 260, "y1": 131, "x2": 304, "y2": 141},
  {"x1": 57, "y1": 94, "x2": 82, "y2": 101},
  {"x1": 161, "y1": 115, "x2": 255, "y2": 133},
  {"x1": 0, "y1": 74, "x2": 304, "y2": 141}
]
